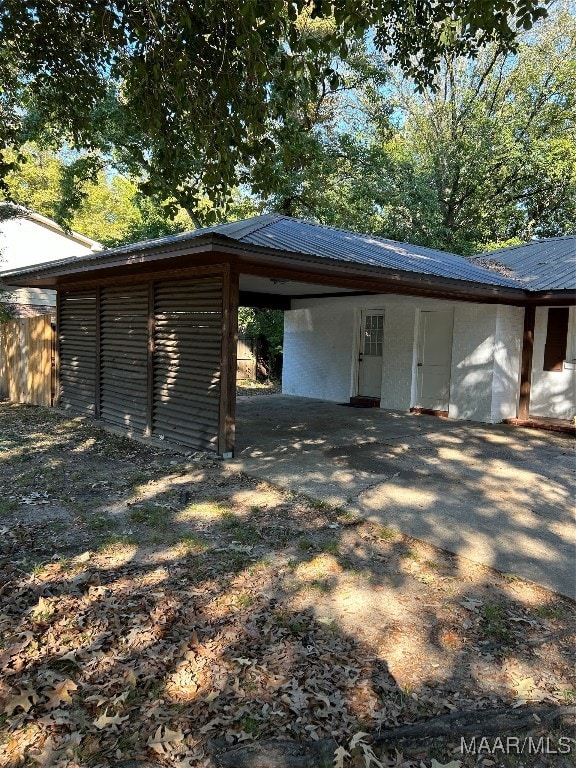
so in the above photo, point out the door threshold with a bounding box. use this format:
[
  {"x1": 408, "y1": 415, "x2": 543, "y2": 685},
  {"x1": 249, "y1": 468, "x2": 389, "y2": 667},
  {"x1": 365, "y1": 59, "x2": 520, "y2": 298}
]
[{"x1": 410, "y1": 407, "x2": 449, "y2": 418}]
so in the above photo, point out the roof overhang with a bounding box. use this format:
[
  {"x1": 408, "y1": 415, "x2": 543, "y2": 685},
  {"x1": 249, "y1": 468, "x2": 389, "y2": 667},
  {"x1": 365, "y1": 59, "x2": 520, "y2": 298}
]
[{"x1": 1, "y1": 232, "x2": 573, "y2": 306}]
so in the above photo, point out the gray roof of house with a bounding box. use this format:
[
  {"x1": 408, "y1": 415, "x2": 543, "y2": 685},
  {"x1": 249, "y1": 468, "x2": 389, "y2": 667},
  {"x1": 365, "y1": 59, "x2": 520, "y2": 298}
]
[
  {"x1": 2, "y1": 213, "x2": 525, "y2": 290},
  {"x1": 472, "y1": 236, "x2": 576, "y2": 291}
]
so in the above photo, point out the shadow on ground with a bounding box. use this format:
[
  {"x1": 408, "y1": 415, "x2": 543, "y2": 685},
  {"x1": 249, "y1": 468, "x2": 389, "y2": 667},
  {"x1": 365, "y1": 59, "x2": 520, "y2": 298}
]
[
  {"x1": 235, "y1": 395, "x2": 576, "y2": 599},
  {"x1": 0, "y1": 402, "x2": 574, "y2": 768}
]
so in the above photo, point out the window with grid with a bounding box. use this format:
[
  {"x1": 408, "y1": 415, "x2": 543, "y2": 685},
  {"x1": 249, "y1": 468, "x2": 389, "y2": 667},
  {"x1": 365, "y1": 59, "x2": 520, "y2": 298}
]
[{"x1": 363, "y1": 314, "x2": 383, "y2": 356}]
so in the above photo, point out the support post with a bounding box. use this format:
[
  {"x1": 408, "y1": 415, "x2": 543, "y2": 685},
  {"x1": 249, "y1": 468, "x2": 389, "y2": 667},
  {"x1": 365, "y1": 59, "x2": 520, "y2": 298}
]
[
  {"x1": 518, "y1": 305, "x2": 535, "y2": 421},
  {"x1": 146, "y1": 281, "x2": 155, "y2": 436},
  {"x1": 94, "y1": 287, "x2": 101, "y2": 419},
  {"x1": 218, "y1": 267, "x2": 239, "y2": 457},
  {"x1": 54, "y1": 291, "x2": 61, "y2": 407}
]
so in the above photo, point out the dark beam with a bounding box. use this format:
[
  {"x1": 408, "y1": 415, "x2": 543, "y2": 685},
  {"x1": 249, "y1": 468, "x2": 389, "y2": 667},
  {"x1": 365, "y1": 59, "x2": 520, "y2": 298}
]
[
  {"x1": 145, "y1": 281, "x2": 155, "y2": 436},
  {"x1": 94, "y1": 287, "x2": 101, "y2": 419},
  {"x1": 239, "y1": 290, "x2": 291, "y2": 309},
  {"x1": 518, "y1": 305, "x2": 536, "y2": 420},
  {"x1": 54, "y1": 291, "x2": 61, "y2": 407},
  {"x1": 219, "y1": 268, "x2": 239, "y2": 457}
]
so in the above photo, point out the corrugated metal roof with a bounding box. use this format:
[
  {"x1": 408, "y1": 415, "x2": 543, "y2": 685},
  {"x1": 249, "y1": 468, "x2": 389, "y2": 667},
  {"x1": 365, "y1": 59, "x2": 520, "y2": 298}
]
[
  {"x1": 234, "y1": 216, "x2": 523, "y2": 288},
  {"x1": 472, "y1": 236, "x2": 576, "y2": 291},
  {"x1": 1, "y1": 213, "x2": 549, "y2": 291}
]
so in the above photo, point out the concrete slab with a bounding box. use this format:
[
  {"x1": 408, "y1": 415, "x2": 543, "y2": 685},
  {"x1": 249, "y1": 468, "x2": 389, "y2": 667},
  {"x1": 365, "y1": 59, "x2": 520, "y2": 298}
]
[{"x1": 234, "y1": 395, "x2": 576, "y2": 599}]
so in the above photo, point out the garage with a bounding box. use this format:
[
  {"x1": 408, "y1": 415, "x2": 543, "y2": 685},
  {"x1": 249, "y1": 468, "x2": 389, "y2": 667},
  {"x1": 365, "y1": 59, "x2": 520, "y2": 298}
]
[{"x1": 3, "y1": 214, "x2": 567, "y2": 456}]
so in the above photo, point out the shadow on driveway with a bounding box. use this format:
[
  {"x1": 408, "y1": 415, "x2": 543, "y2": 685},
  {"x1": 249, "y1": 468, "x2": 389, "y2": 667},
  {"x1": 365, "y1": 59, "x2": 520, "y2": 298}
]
[{"x1": 235, "y1": 395, "x2": 576, "y2": 599}]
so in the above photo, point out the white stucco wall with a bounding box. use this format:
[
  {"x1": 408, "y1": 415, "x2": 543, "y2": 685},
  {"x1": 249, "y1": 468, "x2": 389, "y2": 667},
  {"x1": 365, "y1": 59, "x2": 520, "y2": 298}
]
[
  {"x1": 492, "y1": 305, "x2": 524, "y2": 421},
  {"x1": 282, "y1": 304, "x2": 356, "y2": 402},
  {"x1": 530, "y1": 306, "x2": 576, "y2": 420},
  {"x1": 448, "y1": 304, "x2": 497, "y2": 421},
  {"x1": 283, "y1": 293, "x2": 527, "y2": 424}
]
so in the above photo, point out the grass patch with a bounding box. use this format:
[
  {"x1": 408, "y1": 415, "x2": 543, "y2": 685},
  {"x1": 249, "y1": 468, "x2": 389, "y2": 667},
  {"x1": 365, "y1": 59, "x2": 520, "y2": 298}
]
[
  {"x1": 310, "y1": 499, "x2": 332, "y2": 512},
  {"x1": 83, "y1": 514, "x2": 120, "y2": 533},
  {"x1": 377, "y1": 526, "x2": 397, "y2": 541},
  {"x1": 309, "y1": 578, "x2": 333, "y2": 594},
  {"x1": 175, "y1": 535, "x2": 208, "y2": 555},
  {"x1": 129, "y1": 503, "x2": 171, "y2": 529},
  {"x1": 219, "y1": 510, "x2": 242, "y2": 530},
  {"x1": 297, "y1": 537, "x2": 314, "y2": 551},
  {"x1": 97, "y1": 535, "x2": 136, "y2": 555},
  {"x1": 479, "y1": 603, "x2": 513, "y2": 643},
  {"x1": 236, "y1": 593, "x2": 254, "y2": 608},
  {"x1": 233, "y1": 524, "x2": 261, "y2": 545},
  {"x1": 0, "y1": 499, "x2": 18, "y2": 515},
  {"x1": 532, "y1": 604, "x2": 567, "y2": 620}
]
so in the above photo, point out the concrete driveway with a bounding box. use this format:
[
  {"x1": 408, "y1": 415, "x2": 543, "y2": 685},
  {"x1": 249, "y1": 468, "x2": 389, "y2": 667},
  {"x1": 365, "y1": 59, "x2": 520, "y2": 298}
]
[{"x1": 234, "y1": 395, "x2": 576, "y2": 598}]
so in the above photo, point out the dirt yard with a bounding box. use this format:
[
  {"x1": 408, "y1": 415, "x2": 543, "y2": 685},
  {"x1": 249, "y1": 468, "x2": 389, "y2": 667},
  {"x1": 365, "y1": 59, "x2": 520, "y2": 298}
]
[{"x1": 0, "y1": 403, "x2": 574, "y2": 768}]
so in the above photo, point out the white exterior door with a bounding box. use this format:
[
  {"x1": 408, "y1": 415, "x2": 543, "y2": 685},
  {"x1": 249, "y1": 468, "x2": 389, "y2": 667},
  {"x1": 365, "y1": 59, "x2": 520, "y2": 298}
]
[
  {"x1": 358, "y1": 311, "x2": 384, "y2": 398},
  {"x1": 416, "y1": 310, "x2": 454, "y2": 411}
]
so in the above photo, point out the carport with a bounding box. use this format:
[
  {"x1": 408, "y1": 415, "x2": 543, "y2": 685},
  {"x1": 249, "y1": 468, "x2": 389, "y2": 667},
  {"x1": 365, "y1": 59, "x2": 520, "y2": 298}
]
[
  {"x1": 2, "y1": 214, "x2": 565, "y2": 457},
  {"x1": 235, "y1": 395, "x2": 576, "y2": 598}
]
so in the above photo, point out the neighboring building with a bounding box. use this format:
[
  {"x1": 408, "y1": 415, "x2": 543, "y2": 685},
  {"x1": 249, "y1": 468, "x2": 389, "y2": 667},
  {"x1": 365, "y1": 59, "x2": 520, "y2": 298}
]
[
  {"x1": 1, "y1": 215, "x2": 574, "y2": 455},
  {"x1": 0, "y1": 206, "x2": 101, "y2": 316}
]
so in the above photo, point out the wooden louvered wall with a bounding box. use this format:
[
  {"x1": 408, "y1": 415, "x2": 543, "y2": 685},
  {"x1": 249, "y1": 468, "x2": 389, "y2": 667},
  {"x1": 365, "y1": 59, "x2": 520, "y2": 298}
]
[
  {"x1": 100, "y1": 284, "x2": 149, "y2": 433},
  {"x1": 153, "y1": 277, "x2": 223, "y2": 451},
  {"x1": 59, "y1": 290, "x2": 97, "y2": 414},
  {"x1": 56, "y1": 270, "x2": 235, "y2": 454}
]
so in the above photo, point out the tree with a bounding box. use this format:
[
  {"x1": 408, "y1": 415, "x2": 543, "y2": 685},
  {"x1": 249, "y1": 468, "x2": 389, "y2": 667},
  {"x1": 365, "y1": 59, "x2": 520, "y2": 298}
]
[
  {"x1": 0, "y1": 1, "x2": 549, "y2": 221},
  {"x1": 3, "y1": 144, "x2": 195, "y2": 246},
  {"x1": 385, "y1": 5, "x2": 576, "y2": 252},
  {"x1": 299, "y1": 4, "x2": 576, "y2": 254}
]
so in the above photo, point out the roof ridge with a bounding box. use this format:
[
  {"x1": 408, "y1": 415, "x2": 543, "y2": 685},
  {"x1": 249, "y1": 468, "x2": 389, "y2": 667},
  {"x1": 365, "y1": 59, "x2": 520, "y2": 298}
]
[{"x1": 216, "y1": 212, "x2": 286, "y2": 239}]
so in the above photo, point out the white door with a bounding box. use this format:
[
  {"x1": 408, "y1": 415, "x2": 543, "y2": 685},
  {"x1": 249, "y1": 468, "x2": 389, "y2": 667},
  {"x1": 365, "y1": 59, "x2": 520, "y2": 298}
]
[
  {"x1": 416, "y1": 310, "x2": 454, "y2": 411},
  {"x1": 358, "y1": 311, "x2": 384, "y2": 398}
]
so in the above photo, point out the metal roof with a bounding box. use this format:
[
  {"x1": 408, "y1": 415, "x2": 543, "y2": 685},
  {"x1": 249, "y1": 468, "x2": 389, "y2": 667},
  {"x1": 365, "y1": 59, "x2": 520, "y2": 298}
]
[
  {"x1": 1, "y1": 213, "x2": 527, "y2": 290},
  {"x1": 472, "y1": 236, "x2": 576, "y2": 291},
  {"x1": 234, "y1": 215, "x2": 523, "y2": 288}
]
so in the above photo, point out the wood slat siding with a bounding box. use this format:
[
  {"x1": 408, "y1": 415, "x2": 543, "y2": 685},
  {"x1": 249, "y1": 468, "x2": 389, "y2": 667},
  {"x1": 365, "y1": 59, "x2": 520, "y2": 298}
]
[
  {"x1": 100, "y1": 284, "x2": 148, "y2": 431},
  {"x1": 152, "y1": 277, "x2": 223, "y2": 450},
  {"x1": 56, "y1": 274, "x2": 227, "y2": 454},
  {"x1": 59, "y1": 291, "x2": 97, "y2": 414}
]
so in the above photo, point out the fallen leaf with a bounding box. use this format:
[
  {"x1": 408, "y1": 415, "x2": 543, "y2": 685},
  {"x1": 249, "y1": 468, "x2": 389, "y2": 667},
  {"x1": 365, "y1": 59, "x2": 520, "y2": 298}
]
[
  {"x1": 3, "y1": 686, "x2": 39, "y2": 714},
  {"x1": 93, "y1": 710, "x2": 129, "y2": 729},
  {"x1": 459, "y1": 598, "x2": 483, "y2": 612},
  {"x1": 44, "y1": 678, "x2": 78, "y2": 709},
  {"x1": 334, "y1": 745, "x2": 350, "y2": 768},
  {"x1": 147, "y1": 724, "x2": 184, "y2": 754},
  {"x1": 431, "y1": 760, "x2": 462, "y2": 768}
]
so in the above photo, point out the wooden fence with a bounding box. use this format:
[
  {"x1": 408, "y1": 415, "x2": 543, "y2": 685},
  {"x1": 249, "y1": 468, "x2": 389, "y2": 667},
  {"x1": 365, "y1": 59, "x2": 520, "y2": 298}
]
[{"x1": 0, "y1": 315, "x2": 54, "y2": 406}]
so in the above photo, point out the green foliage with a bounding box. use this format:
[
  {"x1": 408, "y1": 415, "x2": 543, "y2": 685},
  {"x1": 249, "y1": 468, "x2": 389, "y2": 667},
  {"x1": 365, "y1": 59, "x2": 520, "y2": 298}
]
[
  {"x1": 4, "y1": 145, "x2": 194, "y2": 246},
  {"x1": 364, "y1": 6, "x2": 576, "y2": 253},
  {"x1": 0, "y1": 0, "x2": 548, "y2": 221},
  {"x1": 257, "y1": 5, "x2": 576, "y2": 254},
  {"x1": 239, "y1": 308, "x2": 284, "y2": 380}
]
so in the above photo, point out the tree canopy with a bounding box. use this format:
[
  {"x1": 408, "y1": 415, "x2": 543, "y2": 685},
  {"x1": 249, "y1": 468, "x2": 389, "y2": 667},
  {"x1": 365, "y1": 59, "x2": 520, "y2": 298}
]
[
  {"x1": 0, "y1": 0, "x2": 549, "y2": 219},
  {"x1": 254, "y1": 4, "x2": 576, "y2": 254}
]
